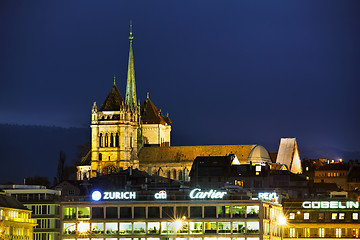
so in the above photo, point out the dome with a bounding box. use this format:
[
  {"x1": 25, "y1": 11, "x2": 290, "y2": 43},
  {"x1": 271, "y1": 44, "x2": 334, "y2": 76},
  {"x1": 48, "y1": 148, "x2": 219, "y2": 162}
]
[{"x1": 247, "y1": 145, "x2": 271, "y2": 164}]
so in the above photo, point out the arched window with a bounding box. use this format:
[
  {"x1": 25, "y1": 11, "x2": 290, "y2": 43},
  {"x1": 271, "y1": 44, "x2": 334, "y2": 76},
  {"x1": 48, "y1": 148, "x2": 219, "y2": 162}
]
[
  {"x1": 173, "y1": 169, "x2": 177, "y2": 180},
  {"x1": 178, "y1": 170, "x2": 183, "y2": 181},
  {"x1": 167, "y1": 170, "x2": 171, "y2": 179},
  {"x1": 105, "y1": 133, "x2": 108, "y2": 147},
  {"x1": 130, "y1": 136, "x2": 133, "y2": 148},
  {"x1": 110, "y1": 133, "x2": 114, "y2": 147},
  {"x1": 99, "y1": 153, "x2": 102, "y2": 161},
  {"x1": 115, "y1": 133, "x2": 119, "y2": 147},
  {"x1": 99, "y1": 133, "x2": 103, "y2": 147}
]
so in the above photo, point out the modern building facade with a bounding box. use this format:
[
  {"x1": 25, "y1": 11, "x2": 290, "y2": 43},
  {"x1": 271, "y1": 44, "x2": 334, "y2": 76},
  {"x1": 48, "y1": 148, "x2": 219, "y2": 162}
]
[
  {"x1": 60, "y1": 189, "x2": 284, "y2": 240},
  {"x1": 1, "y1": 185, "x2": 61, "y2": 240},
  {"x1": 283, "y1": 198, "x2": 360, "y2": 239}
]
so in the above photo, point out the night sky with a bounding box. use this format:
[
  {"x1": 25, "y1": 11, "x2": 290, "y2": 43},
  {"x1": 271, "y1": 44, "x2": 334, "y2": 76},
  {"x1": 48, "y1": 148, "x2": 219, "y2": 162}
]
[{"x1": 1, "y1": 0, "x2": 360, "y2": 176}]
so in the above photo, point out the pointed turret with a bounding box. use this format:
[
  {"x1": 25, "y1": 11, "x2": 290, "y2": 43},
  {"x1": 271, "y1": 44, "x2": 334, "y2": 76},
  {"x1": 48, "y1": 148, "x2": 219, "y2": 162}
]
[{"x1": 125, "y1": 21, "x2": 137, "y2": 109}]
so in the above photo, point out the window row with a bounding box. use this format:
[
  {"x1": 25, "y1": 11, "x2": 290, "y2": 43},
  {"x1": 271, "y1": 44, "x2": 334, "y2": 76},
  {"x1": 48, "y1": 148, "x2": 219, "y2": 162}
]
[
  {"x1": 63, "y1": 206, "x2": 260, "y2": 220},
  {"x1": 35, "y1": 218, "x2": 60, "y2": 229},
  {"x1": 62, "y1": 237, "x2": 260, "y2": 240},
  {"x1": 63, "y1": 221, "x2": 259, "y2": 235},
  {"x1": 289, "y1": 212, "x2": 359, "y2": 221},
  {"x1": 99, "y1": 133, "x2": 133, "y2": 148},
  {"x1": 26, "y1": 204, "x2": 60, "y2": 215},
  {"x1": 285, "y1": 227, "x2": 359, "y2": 238}
]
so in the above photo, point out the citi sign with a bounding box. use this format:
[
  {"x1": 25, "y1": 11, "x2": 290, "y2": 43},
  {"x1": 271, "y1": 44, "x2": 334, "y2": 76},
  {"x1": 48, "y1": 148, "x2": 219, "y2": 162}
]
[
  {"x1": 302, "y1": 201, "x2": 359, "y2": 209},
  {"x1": 91, "y1": 191, "x2": 136, "y2": 201}
]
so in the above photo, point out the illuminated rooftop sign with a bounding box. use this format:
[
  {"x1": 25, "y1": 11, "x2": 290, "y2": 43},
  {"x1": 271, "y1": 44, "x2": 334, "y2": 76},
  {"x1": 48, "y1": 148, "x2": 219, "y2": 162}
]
[
  {"x1": 154, "y1": 190, "x2": 167, "y2": 200},
  {"x1": 302, "y1": 201, "x2": 359, "y2": 209},
  {"x1": 258, "y1": 192, "x2": 279, "y2": 202},
  {"x1": 91, "y1": 191, "x2": 136, "y2": 201},
  {"x1": 189, "y1": 188, "x2": 227, "y2": 199}
]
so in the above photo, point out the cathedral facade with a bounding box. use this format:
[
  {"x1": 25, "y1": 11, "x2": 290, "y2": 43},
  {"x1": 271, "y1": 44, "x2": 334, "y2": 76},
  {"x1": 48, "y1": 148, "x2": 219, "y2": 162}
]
[{"x1": 77, "y1": 26, "x2": 171, "y2": 180}]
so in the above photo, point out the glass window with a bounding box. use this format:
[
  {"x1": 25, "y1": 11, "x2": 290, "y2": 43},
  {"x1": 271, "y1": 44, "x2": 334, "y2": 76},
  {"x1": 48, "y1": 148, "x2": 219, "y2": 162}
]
[
  {"x1": 290, "y1": 228, "x2": 296, "y2": 238},
  {"x1": 105, "y1": 222, "x2": 118, "y2": 234},
  {"x1": 190, "y1": 222, "x2": 203, "y2": 234},
  {"x1": 218, "y1": 222, "x2": 231, "y2": 233},
  {"x1": 91, "y1": 223, "x2": 104, "y2": 234},
  {"x1": 246, "y1": 206, "x2": 259, "y2": 218},
  {"x1": 119, "y1": 223, "x2": 132, "y2": 234},
  {"x1": 218, "y1": 206, "x2": 230, "y2": 218},
  {"x1": 134, "y1": 207, "x2": 146, "y2": 218},
  {"x1": 120, "y1": 207, "x2": 132, "y2": 219},
  {"x1": 148, "y1": 207, "x2": 160, "y2": 219},
  {"x1": 319, "y1": 228, "x2": 324, "y2": 237},
  {"x1": 63, "y1": 207, "x2": 76, "y2": 220},
  {"x1": 232, "y1": 206, "x2": 245, "y2": 218},
  {"x1": 332, "y1": 213, "x2": 338, "y2": 220},
  {"x1": 204, "y1": 207, "x2": 216, "y2": 218},
  {"x1": 134, "y1": 222, "x2": 146, "y2": 234},
  {"x1": 318, "y1": 213, "x2": 324, "y2": 220},
  {"x1": 175, "y1": 220, "x2": 188, "y2": 234},
  {"x1": 204, "y1": 222, "x2": 216, "y2": 233},
  {"x1": 304, "y1": 213, "x2": 309, "y2": 220},
  {"x1": 63, "y1": 223, "x2": 76, "y2": 234},
  {"x1": 78, "y1": 207, "x2": 90, "y2": 219},
  {"x1": 289, "y1": 213, "x2": 295, "y2": 220},
  {"x1": 190, "y1": 207, "x2": 202, "y2": 218},
  {"x1": 92, "y1": 207, "x2": 104, "y2": 219},
  {"x1": 232, "y1": 222, "x2": 245, "y2": 234},
  {"x1": 176, "y1": 206, "x2": 188, "y2": 218},
  {"x1": 148, "y1": 222, "x2": 160, "y2": 234},
  {"x1": 161, "y1": 221, "x2": 172, "y2": 234},
  {"x1": 246, "y1": 222, "x2": 259, "y2": 234},
  {"x1": 353, "y1": 213, "x2": 358, "y2": 220},
  {"x1": 106, "y1": 207, "x2": 118, "y2": 219},
  {"x1": 77, "y1": 222, "x2": 90, "y2": 233},
  {"x1": 339, "y1": 213, "x2": 345, "y2": 220},
  {"x1": 336, "y1": 228, "x2": 341, "y2": 238},
  {"x1": 162, "y1": 207, "x2": 174, "y2": 219}
]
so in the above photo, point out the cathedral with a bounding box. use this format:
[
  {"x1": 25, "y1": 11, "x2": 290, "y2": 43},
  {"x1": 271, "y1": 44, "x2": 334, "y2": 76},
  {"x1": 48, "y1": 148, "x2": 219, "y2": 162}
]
[
  {"x1": 77, "y1": 25, "x2": 171, "y2": 180},
  {"x1": 77, "y1": 25, "x2": 302, "y2": 181}
]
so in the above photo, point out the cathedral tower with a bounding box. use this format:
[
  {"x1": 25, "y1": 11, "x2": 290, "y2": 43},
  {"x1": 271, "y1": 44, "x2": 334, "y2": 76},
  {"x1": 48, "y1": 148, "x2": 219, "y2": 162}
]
[{"x1": 89, "y1": 24, "x2": 140, "y2": 178}]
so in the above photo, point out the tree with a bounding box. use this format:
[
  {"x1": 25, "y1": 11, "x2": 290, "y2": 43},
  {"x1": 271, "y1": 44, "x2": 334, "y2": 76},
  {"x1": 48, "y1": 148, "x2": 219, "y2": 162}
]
[
  {"x1": 25, "y1": 176, "x2": 50, "y2": 187},
  {"x1": 56, "y1": 151, "x2": 66, "y2": 183}
]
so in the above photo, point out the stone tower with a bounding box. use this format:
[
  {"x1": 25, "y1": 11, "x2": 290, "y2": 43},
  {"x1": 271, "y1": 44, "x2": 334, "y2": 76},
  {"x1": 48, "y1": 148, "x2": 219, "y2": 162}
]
[{"x1": 89, "y1": 24, "x2": 140, "y2": 178}]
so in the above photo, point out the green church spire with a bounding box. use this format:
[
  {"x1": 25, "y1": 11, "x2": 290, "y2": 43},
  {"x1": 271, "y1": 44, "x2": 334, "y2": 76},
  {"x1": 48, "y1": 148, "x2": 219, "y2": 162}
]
[{"x1": 125, "y1": 20, "x2": 137, "y2": 108}]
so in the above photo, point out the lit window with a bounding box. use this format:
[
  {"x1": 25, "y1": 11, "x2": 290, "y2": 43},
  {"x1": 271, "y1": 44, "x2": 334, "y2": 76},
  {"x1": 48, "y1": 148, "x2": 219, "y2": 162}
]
[
  {"x1": 353, "y1": 213, "x2": 358, "y2": 220},
  {"x1": 255, "y1": 166, "x2": 261, "y2": 172},
  {"x1": 319, "y1": 228, "x2": 325, "y2": 237},
  {"x1": 304, "y1": 213, "x2": 309, "y2": 220},
  {"x1": 290, "y1": 228, "x2": 296, "y2": 238},
  {"x1": 306, "y1": 167, "x2": 309, "y2": 171},
  {"x1": 339, "y1": 213, "x2": 345, "y2": 220},
  {"x1": 332, "y1": 213, "x2": 338, "y2": 220},
  {"x1": 304, "y1": 228, "x2": 310, "y2": 237},
  {"x1": 289, "y1": 213, "x2": 295, "y2": 220},
  {"x1": 336, "y1": 228, "x2": 341, "y2": 238}
]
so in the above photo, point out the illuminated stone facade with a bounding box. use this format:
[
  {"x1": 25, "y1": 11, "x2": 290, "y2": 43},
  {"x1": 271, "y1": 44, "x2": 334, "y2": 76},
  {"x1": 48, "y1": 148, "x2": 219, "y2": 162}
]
[
  {"x1": 0, "y1": 193, "x2": 37, "y2": 240},
  {"x1": 78, "y1": 25, "x2": 172, "y2": 179}
]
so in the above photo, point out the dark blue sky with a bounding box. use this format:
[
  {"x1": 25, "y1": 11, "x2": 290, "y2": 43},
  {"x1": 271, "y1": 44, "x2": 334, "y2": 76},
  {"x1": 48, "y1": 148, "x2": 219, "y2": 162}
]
[{"x1": 1, "y1": 0, "x2": 360, "y2": 159}]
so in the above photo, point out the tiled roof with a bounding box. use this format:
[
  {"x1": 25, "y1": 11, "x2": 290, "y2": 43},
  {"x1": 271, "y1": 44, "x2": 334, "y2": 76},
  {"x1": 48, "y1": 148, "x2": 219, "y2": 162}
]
[
  {"x1": 99, "y1": 85, "x2": 124, "y2": 111},
  {"x1": 0, "y1": 193, "x2": 27, "y2": 210},
  {"x1": 139, "y1": 145, "x2": 255, "y2": 164},
  {"x1": 140, "y1": 97, "x2": 170, "y2": 125}
]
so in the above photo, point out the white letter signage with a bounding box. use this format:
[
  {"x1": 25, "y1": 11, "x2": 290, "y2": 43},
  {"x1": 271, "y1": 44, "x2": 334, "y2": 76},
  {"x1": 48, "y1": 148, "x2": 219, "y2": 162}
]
[
  {"x1": 91, "y1": 191, "x2": 136, "y2": 201},
  {"x1": 189, "y1": 188, "x2": 227, "y2": 199},
  {"x1": 302, "y1": 201, "x2": 359, "y2": 209}
]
